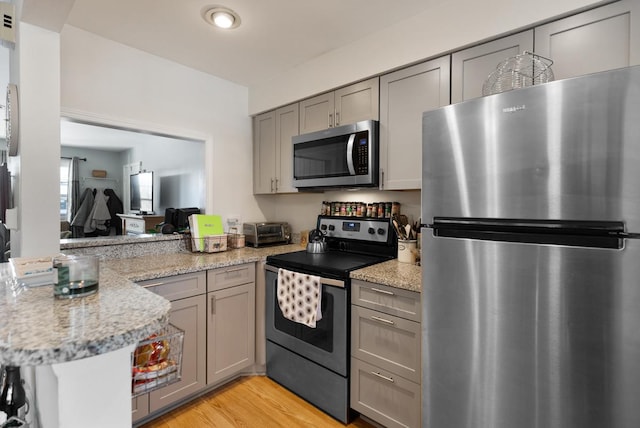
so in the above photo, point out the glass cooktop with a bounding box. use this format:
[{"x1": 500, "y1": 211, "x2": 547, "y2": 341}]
[{"x1": 266, "y1": 249, "x2": 392, "y2": 280}]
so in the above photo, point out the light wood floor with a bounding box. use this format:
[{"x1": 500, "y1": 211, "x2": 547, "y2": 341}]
[{"x1": 140, "y1": 375, "x2": 377, "y2": 428}]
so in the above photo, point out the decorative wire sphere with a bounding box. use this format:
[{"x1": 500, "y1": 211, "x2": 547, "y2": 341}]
[{"x1": 482, "y1": 51, "x2": 555, "y2": 96}]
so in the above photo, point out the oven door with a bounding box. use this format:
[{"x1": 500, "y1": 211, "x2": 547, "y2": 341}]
[{"x1": 265, "y1": 265, "x2": 348, "y2": 376}]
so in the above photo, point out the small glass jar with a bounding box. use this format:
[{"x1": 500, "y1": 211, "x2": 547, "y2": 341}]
[{"x1": 53, "y1": 255, "x2": 100, "y2": 299}]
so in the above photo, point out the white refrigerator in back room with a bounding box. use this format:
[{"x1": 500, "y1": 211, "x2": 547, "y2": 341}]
[{"x1": 420, "y1": 65, "x2": 640, "y2": 428}]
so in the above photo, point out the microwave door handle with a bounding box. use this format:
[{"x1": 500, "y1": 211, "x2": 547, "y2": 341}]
[{"x1": 346, "y1": 134, "x2": 356, "y2": 175}]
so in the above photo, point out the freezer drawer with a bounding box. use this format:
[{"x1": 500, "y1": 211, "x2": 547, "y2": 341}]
[{"x1": 422, "y1": 235, "x2": 640, "y2": 428}]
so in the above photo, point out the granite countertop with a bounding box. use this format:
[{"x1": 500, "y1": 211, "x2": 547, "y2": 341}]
[
  {"x1": 61, "y1": 233, "x2": 180, "y2": 249},
  {"x1": 350, "y1": 259, "x2": 422, "y2": 292},
  {"x1": 105, "y1": 244, "x2": 301, "y2": 282},
  {"x1": 0, "y1": 265, "x2": 170, "y2": 366}
]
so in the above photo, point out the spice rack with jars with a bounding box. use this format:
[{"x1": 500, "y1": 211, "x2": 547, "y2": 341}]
[{"x1": 320, "y1": 201, "x2": 401, "y2": 218}]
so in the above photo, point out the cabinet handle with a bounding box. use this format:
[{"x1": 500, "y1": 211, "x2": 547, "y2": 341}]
[
  {"x1": 141, "y1": 282, "x2": 165, "y2": 288},
  {"x1": 370, "y1": 315, "x2": 395, "y2": 325},
  {"x1": 335, "y1": 111, "x2": 340, "y2": 126},
  {"x1": 380, "y1": 169, "x2": 384, "y2": 189},
  {"x1": 371, "y1": 287, "x2": 395, "y2": 296},
  {"x1": 275, "y1": 177, "x2": 279, "y2": 192},
  {"x1": 371, "y1": 371, "x2": 395, "y2": 383},
  {"x1": 270, "y1": 178, "x2": 274, "y2": 193},
  {"x1": 328, "y1": 113, "x2": 333, "y2": 128},
  {"x1": 211, "y1": 295, "x2": 216, "y2": 315}
]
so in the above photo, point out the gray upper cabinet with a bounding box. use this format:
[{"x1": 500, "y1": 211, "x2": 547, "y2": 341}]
[
  {"x1": 451, "y1": 30, "x2": 534, "y2": 103},
  {"x1": 534, "y1": 0, "x2": 639, "y2": 80},
  {"x1": 274, "y1": 103, "x2": 299, "y2": 193},
  {"x1": 253, "y1": 111, "x2": 276, "y2": 194},
  {"x1": 379, "y1": 56, "x2": 450, "y2": 190},
  {"x1": 253, "y1": 104, "x2": 299, "y2": 194},
  {"x1": 299, "y1": 77, "x2": 379, "y2": 133}
]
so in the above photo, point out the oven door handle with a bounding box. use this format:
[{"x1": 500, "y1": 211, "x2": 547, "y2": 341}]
[{"x1": 265, "y1": 264, "x2": 345, "y2": 288}]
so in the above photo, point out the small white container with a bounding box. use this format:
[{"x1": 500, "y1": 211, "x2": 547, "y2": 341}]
[{"x1": 398, "y1": 239, "x2": 417, "y2": 264}]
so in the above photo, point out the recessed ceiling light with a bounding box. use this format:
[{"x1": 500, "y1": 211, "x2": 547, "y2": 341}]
[{"x1": 202, "y1": 6, "x2": 241, "y2": 30}]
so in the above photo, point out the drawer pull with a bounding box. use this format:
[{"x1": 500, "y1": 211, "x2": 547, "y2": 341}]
[
  {"x1": 211, "y1": 295, "x2": 216, "y2": 315},
  {"x1": 371, "y1": 371, "x2": 395, "y2": 383},
  {"x1": 141, "y1": 282, "x2": 165, "y2": 288},
  {"x1": 370, "y1": 315, "x2": 395, "y2": 325},
  {"x1": 371, "y1": 287, "x2": 395, "y2": 296}
]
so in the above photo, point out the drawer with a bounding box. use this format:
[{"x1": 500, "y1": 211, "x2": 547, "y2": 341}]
[
  {"x1": 352, "y1": 279, "x2": 421, "y2": 322},
  {"x1": 207, "y1": 263, "x2": 255, "y2": 292},
  {"x1": 350, "y1": 357, "x2": 421, "y2": 428},
  {"x1": 351, "y1": 305, "x2": 421, "y2": 383},
  {"x1": 138, "y1": 271, "x2": 207, "y2": 301}
]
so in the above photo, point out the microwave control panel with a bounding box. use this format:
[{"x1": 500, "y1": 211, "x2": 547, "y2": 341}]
[{"x1": 354, "y1": 132, "x2": 369, "y2": 175}]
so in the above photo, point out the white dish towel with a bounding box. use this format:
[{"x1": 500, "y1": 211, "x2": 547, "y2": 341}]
[{"x1": 277, "y1": 268, "x2": 323, "y2": 328}]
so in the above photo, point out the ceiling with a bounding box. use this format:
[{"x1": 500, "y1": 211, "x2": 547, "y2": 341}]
[{"x1": 64, "y1": 0, "x2": 439, "y2": 88}]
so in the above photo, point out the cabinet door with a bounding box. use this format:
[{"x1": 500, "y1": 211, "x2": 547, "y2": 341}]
[
  {"x1": 351, "y1": 357, "x2": 421, "y2": 428},
  {"x1": 535, "y1": 0, "x2": 639, "y2": 80},
  {"x1": 207, "y1": 283, "x2": 256, "y2": 385},
  {"x1": 452, "y1": 30, "x2": 533, "y2": 103},
  {"x1": 299, "y1": 92, "x2": 335, "y2": 133},
  {"x1": 379, "y1": 56, "x2": 450, "y2": 190},
  {"x1": 149, "y1": 294, "x2": 207, "y2": 413},
  {"x1": 334, "y1": 77, "x2": 379, "y2": 127},
  {"x1": 131, "y1": 393, "x2": 149, "y2": 424},
  {"x1": 275, "y1": 103, "x2": 299, "y2": 193},
  {"x1": 253, "y1": 110, "x2": 277, "y2": 194}
]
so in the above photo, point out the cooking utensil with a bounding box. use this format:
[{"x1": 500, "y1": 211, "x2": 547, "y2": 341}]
[{"x1": 306, "y1": 228, "x2": 328, "y2": 253}]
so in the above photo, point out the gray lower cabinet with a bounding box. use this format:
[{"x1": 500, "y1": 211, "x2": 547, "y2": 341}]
[
  {"x1": 132, "y1": 272, "x2": 207, "y2": 424},
  {"x1": 350, "y1": 279, "x2": 421, "y2": 428},
  {"x1": 534, "y1": 0, "x2": 639, "y2": 80},
  {"x1": 206, "y1": 263, "x2": 256, "y2": 385}
]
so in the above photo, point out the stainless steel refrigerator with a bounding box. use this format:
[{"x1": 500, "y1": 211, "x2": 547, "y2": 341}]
[{"x1": 421, "y1": 65, "x2": 640, "y2": 428}]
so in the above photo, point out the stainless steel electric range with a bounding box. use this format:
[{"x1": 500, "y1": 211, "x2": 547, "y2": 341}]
[{"x1": 265, "y1": 215, "x2": 397, "y2": 423}]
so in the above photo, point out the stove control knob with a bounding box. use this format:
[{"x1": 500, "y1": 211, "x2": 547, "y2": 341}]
[
  {"x1": 328, "y1": 225, "x2": 335, "y2": 231},
  {"x1": 368, "y1": 227, "x2": 375, "y2": 234},
  {"x1": 320, "y1": 224, "x2": 327, "y2": 231},
  {"x1": 377, "y1": 228, "x2": 385, "y2": 235}
]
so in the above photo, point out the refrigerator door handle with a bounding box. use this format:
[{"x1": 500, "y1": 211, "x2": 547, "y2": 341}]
[{"x1": 430, "y1": 217, "x2": 628, "y2": 249}]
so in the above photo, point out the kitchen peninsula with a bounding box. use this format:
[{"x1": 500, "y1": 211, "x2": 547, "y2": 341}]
[{"x1": 0, "y1": 263, "x2": 171, "y2": 427}]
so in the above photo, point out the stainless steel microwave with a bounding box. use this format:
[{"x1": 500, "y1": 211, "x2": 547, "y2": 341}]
[{"x1": 292, "y1": 120, "x2": 379, "y2": 189}]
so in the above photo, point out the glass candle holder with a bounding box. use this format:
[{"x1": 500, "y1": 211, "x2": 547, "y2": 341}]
[{"x1": 53, "y1": 255, "x2": 99, "y2": 299}]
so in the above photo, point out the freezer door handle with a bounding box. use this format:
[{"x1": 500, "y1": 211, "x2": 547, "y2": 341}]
[{"x1": 430, "y1": 217, "x2": 628, "y2": 249}]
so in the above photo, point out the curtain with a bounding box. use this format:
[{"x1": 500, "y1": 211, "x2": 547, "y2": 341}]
[{"x1": 68, "y1": 156, "x2": 81, "y2": 238}]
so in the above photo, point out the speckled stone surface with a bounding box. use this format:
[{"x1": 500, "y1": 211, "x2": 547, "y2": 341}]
[
  {"x1": 61, "y1": 234, "x2": 188, "y2": 259},
  {"x1": 350, "y1": 259, "x2": 422, "y2": 292},
  {"x1": 105, "y1": 244, "x2": 301, "y2": 282},
  {"x1": 0, "y1": 264, "x2": 171, "y2": 366}
]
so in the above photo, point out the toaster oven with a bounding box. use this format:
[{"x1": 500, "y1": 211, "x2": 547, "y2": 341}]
[{"x1": 243, "y1": 222, "x2": 291, "y2": 247}]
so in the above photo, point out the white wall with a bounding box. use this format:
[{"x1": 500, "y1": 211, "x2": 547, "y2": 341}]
[
  {"x1": 60, "y1": 25, "x2": 262, "y2": 228},
  {"x1": 249, "y1": 0, "x2": 604, "y2": 113},
  {"x1": 61, "y1": 146, "x2": 126, "y2": 198},
  {"x1": 9, "y1": 21, "x2": 60, "y2": 257},
  {"x1": 123, "y1": 137, "x2": 205, "y2": 214}
]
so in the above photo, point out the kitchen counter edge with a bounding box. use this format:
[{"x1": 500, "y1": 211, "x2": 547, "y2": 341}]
[{"x1": 350, "y1": 259, "x2": 422, "y2": 293}]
